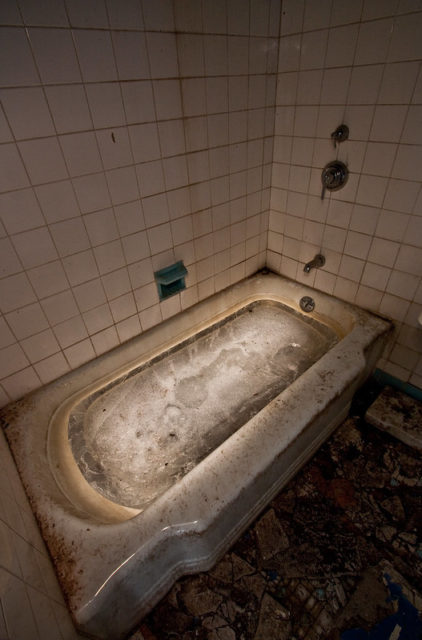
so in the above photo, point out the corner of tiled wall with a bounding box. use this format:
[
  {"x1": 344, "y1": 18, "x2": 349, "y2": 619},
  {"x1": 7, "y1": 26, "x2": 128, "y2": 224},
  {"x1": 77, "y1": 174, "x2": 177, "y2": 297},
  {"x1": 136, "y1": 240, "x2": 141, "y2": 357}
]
[
  {"x1": 0, "y1": 429, "x2": 84, "y2": 639},
  {"x1": 0, "y1": 0, "x2": 281, "y2": 409},
  {"x1": 269, "y1": 0, "x2": 422, "y2": 390}
]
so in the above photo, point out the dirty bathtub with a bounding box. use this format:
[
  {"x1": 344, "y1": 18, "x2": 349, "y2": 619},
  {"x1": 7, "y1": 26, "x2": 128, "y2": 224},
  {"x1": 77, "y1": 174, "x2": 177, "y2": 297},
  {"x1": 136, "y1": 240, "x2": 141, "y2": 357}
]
[{"x1": 1, "y1": 272, "x2": 391, "y2": 639}]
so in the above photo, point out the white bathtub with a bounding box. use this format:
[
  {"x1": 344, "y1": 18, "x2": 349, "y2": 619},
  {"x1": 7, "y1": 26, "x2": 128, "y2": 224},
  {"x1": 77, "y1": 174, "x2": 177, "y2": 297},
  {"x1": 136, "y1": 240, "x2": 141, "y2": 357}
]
[{"x1": 1, "y1": 272, "x2": 391, "y2": 639}]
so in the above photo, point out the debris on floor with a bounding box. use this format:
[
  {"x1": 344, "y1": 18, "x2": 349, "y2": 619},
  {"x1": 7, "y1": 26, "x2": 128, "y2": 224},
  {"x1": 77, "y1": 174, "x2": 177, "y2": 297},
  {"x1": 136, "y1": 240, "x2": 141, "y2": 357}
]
[
  {"x1": 132, "y1": 386, "x2": 422, "y2": 640},
  {"x1": 365, "y1": 386, "x2": 422, "y2": 452}
]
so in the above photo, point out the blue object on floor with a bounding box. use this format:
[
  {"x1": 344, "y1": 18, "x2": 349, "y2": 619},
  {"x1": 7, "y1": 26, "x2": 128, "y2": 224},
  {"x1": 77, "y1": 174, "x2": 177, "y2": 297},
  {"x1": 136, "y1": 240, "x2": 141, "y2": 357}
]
[
  {"x1": 154, "y1": 261, "x2": 188, "y2": 301},
  {"x1": 341, "y1": 573, "x2": 422, "y2": 640}
]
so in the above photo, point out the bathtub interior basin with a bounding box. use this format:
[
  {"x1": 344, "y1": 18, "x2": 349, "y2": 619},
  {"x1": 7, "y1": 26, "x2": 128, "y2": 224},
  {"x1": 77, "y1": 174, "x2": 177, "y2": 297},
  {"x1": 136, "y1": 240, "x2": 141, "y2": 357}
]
[
  {"x1": 70, "y1": 300, "x2": 338, "y2": 512},
  {"x1": 1, "y1": 272, "x2": 392, "y2": 640}
]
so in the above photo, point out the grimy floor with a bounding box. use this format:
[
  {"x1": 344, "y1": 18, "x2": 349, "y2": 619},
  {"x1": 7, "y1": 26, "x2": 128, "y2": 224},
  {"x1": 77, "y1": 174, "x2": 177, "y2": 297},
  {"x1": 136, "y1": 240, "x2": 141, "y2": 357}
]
[{"x1": 131, "y1": 384, "x2": 422, "y2": 640}]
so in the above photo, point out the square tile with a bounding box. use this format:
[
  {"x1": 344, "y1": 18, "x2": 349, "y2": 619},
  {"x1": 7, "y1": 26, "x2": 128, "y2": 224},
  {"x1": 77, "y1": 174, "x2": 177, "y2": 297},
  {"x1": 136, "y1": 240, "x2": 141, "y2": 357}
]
[
  {"x1": 113, "y1": 31, "x2": 149, "y2": 80},
  {"x1": 96, "y1": 127, "x2": 132, "y2": 170},
  {"x1": 93, "y1": 240, "x2": 125, "y2": 274},
  {"x1": 21, "y1": 328, "x2": 60, "y2": 364},
  {"x1": 19, "y1": 0, "x2": 68, "y2": 26},
  {"x1": 30, "y1": 28, "x2": 81, "y2": 84},
  {"x1": 121, "y1": 231, "x2": 150, "y2": 264},
  {"x1": 368, "y1": 237, "x2": 400, "y2": 268},
  {"x1": 147, "y1": 223, "x2": 173, "y2": 254},
  {"x1": 142, "y1": 192, "x2": 169, "y2": 227},
  {"x1": 62, "y1": 249, "x2": 99, "y2": 286},
  {"x1": 64, "y1": 338, "x2": 95, "y2": 368},
  {"x1": 388, "y1": 12, "x2": 422, "y2": 62},
  {"x1": 82, "y1": 302, "x2": 112, "y2": 334},
  {"x1": 0, "y1": 143, "x2": 30, "y2": 192},
  {"x1": 106, "y1": 166, "x2": 140, "y2": 205},
  {"x1": 326, "y1": 24, "x2": 358, "y2": 68},
  {"x1": 41, "y1": 289, "x2": 79, "y2": 325},
  {"x1": 362, "y1": 142, "x2": 397, "y2": 177},
  {"x1": 73, "y1": 29, "x2": 117, "y2": 82},
  {"x1": 84, "y1": 208, "x2": 118, "y2": 246},
  {"x1": 12, "y1": 227, "x2": 57, "y2": 269},
  {"x1": 153, "y1": 80, "x2": 183, "y2": 120},
  {"x1": 45, "y1": 85, "x2": 92, "y2": 134},
  {"x1": 355, "y1": 18, "x2": 393, "y2": 66},
  {"x1": 181, "y1": 78, "x2": 207, "y2": 117},
  {"x1": 348, "y1": 65, "x2": 384, "y2": 105},
  {"x1": 0, "y1": 87, "x2": 55, "y2": 139},
  {"x1": 107, "y1": 0, "x2": 143, "y2": 29},
  {"x1": 361, "y1": 262, "x2": 391, "y2": 291},
  {"x1": 86, "y1": 83, "x2": 126, "y2": 129},
  {"x1": 65, "y1": 0, "x2": 108, "y2": 27},
  {"x1": 0, "y1": 188, "x2": 44, "y2": 235},
  {"x1": 73, "y1": 278, "x2": 106, "y2": 312},
  {"x1": 142, "y1": 0, "x2": 174, "y2": 31},
  {"x1": 128, "y1": 123, "x2": 161, "y2": 164},
  {"x1": 73, "y1": 173, "x2": 111, "y2": 214},
  {"x1": 49, "y1": 217, "x2": 90, "y2": 257},
  {"x1": 101, "y1": 267, "x2": 131, "y2": 300},
  {"x1": 27, "y1": 261, "x2": 68, "y2": 299},
  {"x1": 59, "y1": 132, "x2": 102, "y2": 177},
  {"x1": 178, "y1": 33, "x2": 205, "y2": 77},
  {"x1": 370, "y1": 105, "x2": 408, "y2": 142},
  {"x1": 122, "y1": 81, "x2": 155, "y2": 125},
  {"x1": 392, "y1": 145, "x2": 422, "y2": 182},
  {"x1": 136, "y1": 160, "x2": 165, "y2": 197},
  {"x1": 0, "y1": 27, "x2": 38, "y2": 86},
  {"x1": 1, "y1": 366, "x2": 40, "y2": 401},
  {"x1": 35, "y1": 180, "x2": 80, "y2": 223},
  {"x1": 0, "y1": 273, "x2": 36, "y2": 313},
  {"x1": 53, "y1": 315, "x2": 88, "y2": 349},
  {"x1": 5, "y1": 302, "x2": 48, "y2": 340},
  {"x1": 34, "y1": 352, "x2": 69, "y2": 383},
  {"x1": 114, "y1": 201, "x2": 145, "y2": 236},
  {"x1": 378, "y1": 62, "x2": 419, "y2": 105},
  {"x1": 91, "y1": 325, "x2": 119, "y2": 356},
  {"x1": 146, "y1": 32, "x2": 179, "y2": 79},
  {"x1": 19, "y1": 138, "x2": 68, "y2": 184}
]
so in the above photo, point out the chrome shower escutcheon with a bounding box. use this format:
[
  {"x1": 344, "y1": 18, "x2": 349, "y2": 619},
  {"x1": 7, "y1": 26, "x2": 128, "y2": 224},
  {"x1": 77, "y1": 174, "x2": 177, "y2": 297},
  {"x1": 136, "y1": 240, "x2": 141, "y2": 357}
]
[{"x1": 321, "y1": 161, "x2": 348, "y2": 200}]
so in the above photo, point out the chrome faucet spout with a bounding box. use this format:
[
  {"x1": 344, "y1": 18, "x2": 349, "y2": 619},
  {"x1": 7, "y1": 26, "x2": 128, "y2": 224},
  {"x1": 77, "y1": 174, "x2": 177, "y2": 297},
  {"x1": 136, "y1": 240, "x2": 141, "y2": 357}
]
[{"x1": 304, "y1": 253, "x2": 325, "y2": 273}]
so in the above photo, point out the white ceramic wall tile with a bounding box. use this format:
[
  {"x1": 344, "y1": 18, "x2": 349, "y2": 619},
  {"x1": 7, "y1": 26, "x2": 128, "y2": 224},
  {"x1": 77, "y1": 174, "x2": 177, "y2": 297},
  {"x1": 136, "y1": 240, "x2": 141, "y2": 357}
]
[
  {"x1": 45, "y1": 85, "x2": 92, "y2": 134},
  {"x1": 142, "y1": 0, "x2": 174, "y2": 31},
  {"x1": 19, "y1": 138, "x2": 69, "y2": 184},
  {"x1": 1, "y1": 87, "x2": 55, "y2": 139},
  {"x1": 27, "y1": 261, "x2": 68, "y2": 299},
  {"x1": 19, "y1": 0, "x2": 68, "y2": 27},
  {"x1": 0, "y1": 273, "x2": 37, "y2": 314},
  {"x1": 59, "y1": 132, "x2": 102, "y2": 177},
  {"x1": 30, "y1": 28, "x2": 81, "y2": 84},
  {"x1": 0, "y1": 27, "x2": 39, "y2": 86},
  {"x1": 73, "y1": 30, "x2": 117, "y2": 82},
  {"x1": 0, "y1": 143, "x2": 30, "y2": 192},
  {"x1": 113, "y1": 31, "x2": 149, "y2": 81},
  {"x1": 35, "y1": 181, "x2": 80, "y2": 224},
  {"x1": 107, "y1": 0, "x2": 143, "y2": 30}
]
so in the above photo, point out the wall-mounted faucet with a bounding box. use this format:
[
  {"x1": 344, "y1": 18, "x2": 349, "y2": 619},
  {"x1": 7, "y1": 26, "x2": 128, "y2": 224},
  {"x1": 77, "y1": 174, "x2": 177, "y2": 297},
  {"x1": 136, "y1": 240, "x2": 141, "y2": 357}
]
[{"x1": 304, "y1": 253, "x2": 325, "y2": 273}]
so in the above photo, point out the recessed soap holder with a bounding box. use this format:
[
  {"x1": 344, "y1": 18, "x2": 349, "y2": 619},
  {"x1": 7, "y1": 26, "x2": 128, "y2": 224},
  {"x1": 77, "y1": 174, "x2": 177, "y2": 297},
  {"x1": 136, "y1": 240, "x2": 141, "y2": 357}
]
[{"x1": 154, "y1": 261, "x2": 187, "y2": 301}]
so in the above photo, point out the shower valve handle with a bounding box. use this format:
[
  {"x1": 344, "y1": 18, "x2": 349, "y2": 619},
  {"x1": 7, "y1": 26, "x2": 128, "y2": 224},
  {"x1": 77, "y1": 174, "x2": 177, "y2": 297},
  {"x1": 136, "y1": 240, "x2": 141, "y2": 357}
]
[{"x1": 320, "y1": 161, "x2": 348, "y2": 200}]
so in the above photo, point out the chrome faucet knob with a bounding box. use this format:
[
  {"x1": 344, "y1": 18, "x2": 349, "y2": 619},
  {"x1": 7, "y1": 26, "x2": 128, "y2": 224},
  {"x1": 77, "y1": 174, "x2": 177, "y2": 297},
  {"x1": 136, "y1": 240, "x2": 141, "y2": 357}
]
[{"x1": 321, "y1": 161, "x2": 348, "y2": 200}]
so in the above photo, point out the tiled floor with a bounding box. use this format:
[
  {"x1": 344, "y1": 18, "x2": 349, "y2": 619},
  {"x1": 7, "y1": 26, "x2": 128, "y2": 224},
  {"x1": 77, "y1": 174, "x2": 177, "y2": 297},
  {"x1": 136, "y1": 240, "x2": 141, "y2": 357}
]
[{"x1": 133, "y1": 385, "x2": 422, "y2": 640}]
